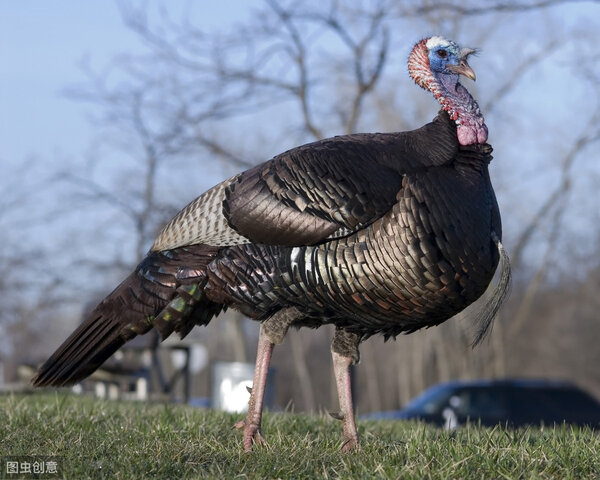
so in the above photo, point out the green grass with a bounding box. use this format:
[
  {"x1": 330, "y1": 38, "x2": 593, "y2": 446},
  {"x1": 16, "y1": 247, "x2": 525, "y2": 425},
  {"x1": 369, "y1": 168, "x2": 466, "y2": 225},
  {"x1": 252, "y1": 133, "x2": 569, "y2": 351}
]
[{"x1": 1, "y1": 393, "x2": 599, "y2": 479}]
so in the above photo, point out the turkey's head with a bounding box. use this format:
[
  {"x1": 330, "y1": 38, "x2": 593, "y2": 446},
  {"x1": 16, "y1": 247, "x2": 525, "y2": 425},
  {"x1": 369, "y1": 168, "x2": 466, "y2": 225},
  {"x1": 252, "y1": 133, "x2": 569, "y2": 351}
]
[{"x1": 408, "y1": 36, "x2": 488, "y2": 146}]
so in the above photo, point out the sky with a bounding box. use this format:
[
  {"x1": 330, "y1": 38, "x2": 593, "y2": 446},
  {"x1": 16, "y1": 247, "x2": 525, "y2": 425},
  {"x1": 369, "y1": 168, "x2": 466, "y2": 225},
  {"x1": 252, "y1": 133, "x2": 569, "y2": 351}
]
[
  {"x1": 1, "y1": 1, "x2": 597, "y2": 173},
  {"x1": 0, "y1": 1, "x2": 249, "y2": 170}
]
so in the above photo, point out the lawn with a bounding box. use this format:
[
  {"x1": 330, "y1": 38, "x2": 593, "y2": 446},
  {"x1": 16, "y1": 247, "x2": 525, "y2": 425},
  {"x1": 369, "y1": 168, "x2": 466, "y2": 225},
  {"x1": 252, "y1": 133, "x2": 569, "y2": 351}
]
[{"x1": 1, "y1": 393, "x2": 598, "y2": 479}]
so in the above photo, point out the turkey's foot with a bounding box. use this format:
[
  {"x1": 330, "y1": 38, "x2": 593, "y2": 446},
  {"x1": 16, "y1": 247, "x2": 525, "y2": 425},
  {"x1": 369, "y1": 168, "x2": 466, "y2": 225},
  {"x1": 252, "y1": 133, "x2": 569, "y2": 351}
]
[
  {"x1": 329, "y1": 410, "x2": 360, "y2": 452},
  {"x1": 234, "y1": 418, "x2": 267, "y2": 451}
]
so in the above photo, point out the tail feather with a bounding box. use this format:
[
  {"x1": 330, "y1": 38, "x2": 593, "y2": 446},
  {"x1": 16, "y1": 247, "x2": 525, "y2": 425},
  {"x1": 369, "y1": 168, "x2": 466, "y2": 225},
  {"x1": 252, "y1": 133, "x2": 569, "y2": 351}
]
[
  {"x1": 471, "y1": 232, "x2": 512, "y2": 347},
  {"x1": 32, "y1": 245, "x2": 221, "y2": 387},
  {"x1": 33, "y1": 317, "x2": 127, "y2": 387},
  {"x1": 32, "y1": 273, "x2": 152, "y2": 387}
]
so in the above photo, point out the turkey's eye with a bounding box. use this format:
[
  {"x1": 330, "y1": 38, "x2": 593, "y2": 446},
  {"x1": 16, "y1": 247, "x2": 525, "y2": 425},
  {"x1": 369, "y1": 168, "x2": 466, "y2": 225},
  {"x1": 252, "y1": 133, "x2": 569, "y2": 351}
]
[{"x1": 437, "y1": 49, "x2": 448, "y2": 58}]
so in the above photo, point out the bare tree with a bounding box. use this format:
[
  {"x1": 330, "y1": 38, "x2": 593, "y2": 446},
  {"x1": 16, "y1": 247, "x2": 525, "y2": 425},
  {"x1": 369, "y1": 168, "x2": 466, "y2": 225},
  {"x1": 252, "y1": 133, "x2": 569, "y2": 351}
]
[{"x1": 0, "y1": 161, "x2": 77, "y2": 381}]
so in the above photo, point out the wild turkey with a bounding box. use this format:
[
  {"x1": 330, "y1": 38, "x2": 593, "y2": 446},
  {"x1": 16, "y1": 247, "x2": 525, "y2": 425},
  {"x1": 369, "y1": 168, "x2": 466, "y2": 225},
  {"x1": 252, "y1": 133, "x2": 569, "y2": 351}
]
[{"x1": 33, "y1": 36, "x2": 510, "y2": 452}]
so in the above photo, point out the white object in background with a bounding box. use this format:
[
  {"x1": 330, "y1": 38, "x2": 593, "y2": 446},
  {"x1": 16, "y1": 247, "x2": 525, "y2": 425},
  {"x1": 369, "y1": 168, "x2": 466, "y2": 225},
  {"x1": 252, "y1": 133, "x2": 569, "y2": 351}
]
[
  {"x1": 136, "y1": 377, "x2": 148, "y2": 401},
  {"x1": 108, "y1": 384, "x2": 119, "y2": 400},
  {"x1": 443, "y1": 395, "x2": 462, "y2": 430},
  {"x1": 95, "y1": 382, "x2": 106, "y2": 398},
  {"x1": 212, "y1": 362, "x2": 255, "y2": 413},
  {"x1": 171, "y1": 349, "x2": 186, "y2": 370},
  {"x1": 220, "y1": 378, "x2": 253, "y2": 413},
  {"x1": 189, "y1": 345, "x2": 208, "y2": 374}
]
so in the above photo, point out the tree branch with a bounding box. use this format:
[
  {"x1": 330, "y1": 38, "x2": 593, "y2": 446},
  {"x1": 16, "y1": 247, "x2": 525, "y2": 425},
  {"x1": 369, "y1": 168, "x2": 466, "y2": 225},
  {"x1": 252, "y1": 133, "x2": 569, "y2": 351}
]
[{"x1": 412, "y1": 0, "x2": 595, "y2": 16}]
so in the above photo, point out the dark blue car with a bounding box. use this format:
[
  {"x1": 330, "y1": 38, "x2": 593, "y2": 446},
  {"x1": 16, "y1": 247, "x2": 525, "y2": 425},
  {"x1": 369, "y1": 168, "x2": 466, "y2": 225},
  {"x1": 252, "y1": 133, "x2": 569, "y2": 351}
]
[{"x1": 363, "y1": 379, "x2": 600, "y2": 429}]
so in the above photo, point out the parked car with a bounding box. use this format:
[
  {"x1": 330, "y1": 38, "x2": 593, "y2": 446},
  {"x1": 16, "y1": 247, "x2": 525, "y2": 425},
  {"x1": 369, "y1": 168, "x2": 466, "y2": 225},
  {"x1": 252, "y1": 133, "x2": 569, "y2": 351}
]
[{"x1": 362, "y1": 379, "x2": 600, "y2": 429}]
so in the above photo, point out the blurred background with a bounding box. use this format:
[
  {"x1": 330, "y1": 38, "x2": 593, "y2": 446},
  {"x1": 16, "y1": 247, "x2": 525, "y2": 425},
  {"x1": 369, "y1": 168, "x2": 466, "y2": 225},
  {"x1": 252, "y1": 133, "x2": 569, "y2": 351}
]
[{"x1": 1, "y1": 0, "x2": 599, "y2": 414}]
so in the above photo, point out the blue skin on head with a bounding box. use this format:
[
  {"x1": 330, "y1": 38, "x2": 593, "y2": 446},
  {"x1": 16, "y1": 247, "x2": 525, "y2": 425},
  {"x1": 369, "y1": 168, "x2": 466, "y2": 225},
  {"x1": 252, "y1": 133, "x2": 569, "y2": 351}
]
[{"x1": 427, "y1": 44, "x2": 461, "y2": 77}]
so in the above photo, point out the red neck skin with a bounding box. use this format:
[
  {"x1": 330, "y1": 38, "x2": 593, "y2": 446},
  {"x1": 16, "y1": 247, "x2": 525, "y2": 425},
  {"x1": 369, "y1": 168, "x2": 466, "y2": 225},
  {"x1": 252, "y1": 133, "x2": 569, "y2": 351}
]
[{"x1": 408, "y1": 39, "x2": 488, "y2": 146}]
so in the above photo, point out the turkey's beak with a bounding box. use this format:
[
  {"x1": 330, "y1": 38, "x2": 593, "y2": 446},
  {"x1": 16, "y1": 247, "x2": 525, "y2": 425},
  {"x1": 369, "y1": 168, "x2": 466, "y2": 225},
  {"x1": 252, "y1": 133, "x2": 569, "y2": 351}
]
[
  {"x1": 447, "y1": 47, "x2": 477, "y2": 81},
  {"x1": 447, "y1": 59, "x2": 477, "y2": 81}
]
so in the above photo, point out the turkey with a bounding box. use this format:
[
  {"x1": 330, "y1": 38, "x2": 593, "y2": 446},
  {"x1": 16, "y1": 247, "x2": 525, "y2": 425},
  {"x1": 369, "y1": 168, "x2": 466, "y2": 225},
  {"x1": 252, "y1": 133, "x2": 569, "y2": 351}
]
[{"x1": 33, "y1": 36, "x2": 510, "y2": 452}]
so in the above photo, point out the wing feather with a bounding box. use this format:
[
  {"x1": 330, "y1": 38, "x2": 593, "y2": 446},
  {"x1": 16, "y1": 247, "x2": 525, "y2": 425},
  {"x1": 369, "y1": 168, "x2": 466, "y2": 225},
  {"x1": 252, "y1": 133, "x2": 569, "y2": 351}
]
[{"x1": 154, "y1": 112, "x2": 459, "y2": 250}]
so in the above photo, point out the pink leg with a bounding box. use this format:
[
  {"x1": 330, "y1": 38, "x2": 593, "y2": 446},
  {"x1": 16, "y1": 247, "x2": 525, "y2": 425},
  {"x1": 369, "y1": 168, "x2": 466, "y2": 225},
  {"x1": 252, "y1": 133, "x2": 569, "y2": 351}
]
[
  {"x1": 235, "y1": 324, "x2": 273, "y2": 451},
  {"x1": 331, "y1": 350, "x2": 360, "y2": 452}
]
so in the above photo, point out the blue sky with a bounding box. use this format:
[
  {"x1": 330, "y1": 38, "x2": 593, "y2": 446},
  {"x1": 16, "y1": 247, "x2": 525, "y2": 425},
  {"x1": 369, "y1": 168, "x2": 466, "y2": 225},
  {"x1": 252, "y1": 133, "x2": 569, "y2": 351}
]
[
  {"x1": 0, "y1": 1, "x2": 249, "y2": 169},
  {"x1": 2, "y1": 1, "x2": 598, "y2": 173}
]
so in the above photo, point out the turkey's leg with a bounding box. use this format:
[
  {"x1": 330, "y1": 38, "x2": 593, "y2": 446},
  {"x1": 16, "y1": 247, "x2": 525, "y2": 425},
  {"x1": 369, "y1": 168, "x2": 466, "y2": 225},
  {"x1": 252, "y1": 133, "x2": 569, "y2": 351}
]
[
  {"x1": 235, "y1": 324, "x2": 273, "y2": 451},
  {"x1": 331, "y1": 328, "x2": 361, "y2": 452},
  {"x1": 235, "y1": 309, "x2": 299, "y2": 451}
]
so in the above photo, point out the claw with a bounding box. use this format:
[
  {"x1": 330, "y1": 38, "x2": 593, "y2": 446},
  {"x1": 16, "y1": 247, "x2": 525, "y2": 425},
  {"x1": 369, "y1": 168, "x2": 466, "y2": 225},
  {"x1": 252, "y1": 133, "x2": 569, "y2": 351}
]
[
  {"x1": 250, "y1": 429, "x2": 267, "y2": 448},
  {"x1": 246, "y1": 386, "x2": 253, "y2": 394},
  {"x1": 341, "y1": 437, "x2": 360, "y2": 452}
]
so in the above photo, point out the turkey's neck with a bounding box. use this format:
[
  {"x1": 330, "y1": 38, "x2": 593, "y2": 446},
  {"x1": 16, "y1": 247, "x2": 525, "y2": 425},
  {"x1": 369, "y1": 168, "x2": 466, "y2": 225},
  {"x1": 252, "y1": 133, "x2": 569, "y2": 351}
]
[{"x1": 432, "y1": 72, "x2": 488, "y2": 145}]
